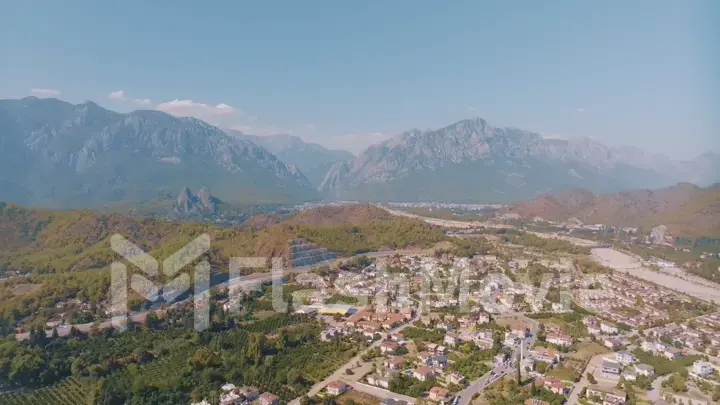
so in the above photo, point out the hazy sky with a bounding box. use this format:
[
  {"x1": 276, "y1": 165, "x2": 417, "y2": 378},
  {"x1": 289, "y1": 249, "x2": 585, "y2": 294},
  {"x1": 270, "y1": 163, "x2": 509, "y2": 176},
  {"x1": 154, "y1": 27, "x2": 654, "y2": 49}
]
[{"x1": 1, "y1": 1, "x2": 717, "y2": 158}]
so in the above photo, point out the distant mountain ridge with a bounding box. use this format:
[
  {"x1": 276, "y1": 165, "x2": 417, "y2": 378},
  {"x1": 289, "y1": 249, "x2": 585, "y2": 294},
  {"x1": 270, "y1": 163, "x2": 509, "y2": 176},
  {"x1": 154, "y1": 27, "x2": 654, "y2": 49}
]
[
  {"x1": 319, "y1": 117, "x2": 719, "y2": 203},
  {"x1": 499, "y1": 183, "x2": 720, "y2": 236},
  {"x1": 0, "y1": 97, "x2": 319, "y2": 207},
  {"x1": 225, "y1": 130, "x2": 353, "y2": 186}
]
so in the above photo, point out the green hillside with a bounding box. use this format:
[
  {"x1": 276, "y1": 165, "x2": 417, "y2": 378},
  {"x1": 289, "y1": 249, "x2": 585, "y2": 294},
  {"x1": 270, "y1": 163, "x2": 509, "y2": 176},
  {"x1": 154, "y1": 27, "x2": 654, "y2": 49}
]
[{"x1": 0, "y1": 202, "x2": 446, "y2": 329}]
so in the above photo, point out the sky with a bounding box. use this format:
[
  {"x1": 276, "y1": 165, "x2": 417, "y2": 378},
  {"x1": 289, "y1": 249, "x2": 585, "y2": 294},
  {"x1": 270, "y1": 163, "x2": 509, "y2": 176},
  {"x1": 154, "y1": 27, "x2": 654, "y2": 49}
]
[{"x1": 1, "y1": 1, "x2": 717, "y2": 158}]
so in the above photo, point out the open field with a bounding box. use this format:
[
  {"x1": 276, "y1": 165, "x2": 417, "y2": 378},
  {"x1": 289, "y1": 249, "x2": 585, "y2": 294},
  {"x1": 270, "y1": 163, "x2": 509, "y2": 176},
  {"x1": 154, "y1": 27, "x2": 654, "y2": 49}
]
[
  {"x1": 8, "y1": 283, "x2": 42, "y2": 296},
  {"x1": 567, "y1": 342, "x2": 610, "y2": 361},
  {"x1": 547, "y1": 364, "x2": 581, "y2": 382}
]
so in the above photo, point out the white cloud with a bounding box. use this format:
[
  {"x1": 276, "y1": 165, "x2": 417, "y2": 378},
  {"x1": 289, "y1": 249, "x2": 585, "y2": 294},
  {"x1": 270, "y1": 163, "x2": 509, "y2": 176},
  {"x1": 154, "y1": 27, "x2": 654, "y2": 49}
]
[
  {"x1": 108, "y1": 90, "x2": 127, "y2": 101},
  {"x1": 304, "y1": 123, "x2": 316, "y2": 131},
  {"x1": 133, "y1": 98, "x2": 152, "y2": 106},
  {"x1": 467, "y1": 106, "x2": 477, "y2": 112},
  {"x1": 31, "y1": 88, "x2": 60, "y2": 97},
  {"x1": 576, "y1": 108, "x2": 585, "y2": 113},
  {"x1": 231, "y1": 125, "x2": 292, "y2": 136},
  {"x1": 156, "y1": 99, "x2": 241, "y2": 121},
  {"x1": 108, "y1": 90, "x2": 152, "y2": 106}
]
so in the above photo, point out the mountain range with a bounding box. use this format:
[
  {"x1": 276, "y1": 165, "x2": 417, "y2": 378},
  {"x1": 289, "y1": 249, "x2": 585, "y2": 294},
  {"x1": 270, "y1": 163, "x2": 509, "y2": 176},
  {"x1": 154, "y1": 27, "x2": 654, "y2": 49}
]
[
  {"x1": 319, "y1": 118, "x2": 719, "y2": 203},
  {"x1": 0, "y1": 97, "x2": 319, "y2": 207},
  {"x1": 499, "y1": 183, "x2": 720, "y2": 236},
  {"x1": 1, "y1": 98, "x2": 717, "y2": 208},
  {"x1": 225, "y1": 130, "x2": 353, "y2": 186}
]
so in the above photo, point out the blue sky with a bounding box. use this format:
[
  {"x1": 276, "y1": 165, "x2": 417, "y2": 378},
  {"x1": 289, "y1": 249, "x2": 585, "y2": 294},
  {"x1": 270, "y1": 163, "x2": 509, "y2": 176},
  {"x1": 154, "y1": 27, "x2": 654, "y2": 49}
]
[{"x1": 1, "y1": 1, "x2": 717, "y2": 157}]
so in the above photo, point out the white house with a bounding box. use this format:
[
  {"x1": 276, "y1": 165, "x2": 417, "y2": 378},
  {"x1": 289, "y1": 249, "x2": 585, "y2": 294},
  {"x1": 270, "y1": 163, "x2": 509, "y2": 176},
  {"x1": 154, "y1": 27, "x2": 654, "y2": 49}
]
[
  {"x1": 615, "y1": 351, "x2": 637, "y2": 365},
  {"x1": 691, "y1": 360, "x2": 714, "y2": 378},
  {"x1": 600, "y1": 323, "x2": 619, "y2": 335},
  {"x1": 634, "y1": 364, "x2": 655, "y2": 377}
]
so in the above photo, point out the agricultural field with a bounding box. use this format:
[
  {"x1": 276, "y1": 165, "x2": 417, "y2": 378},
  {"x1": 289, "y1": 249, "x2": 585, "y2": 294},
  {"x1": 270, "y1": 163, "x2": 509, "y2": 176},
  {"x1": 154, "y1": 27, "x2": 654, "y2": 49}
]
[{"x1": 0, "y1": 378, "x2": 92, "y2": 405}]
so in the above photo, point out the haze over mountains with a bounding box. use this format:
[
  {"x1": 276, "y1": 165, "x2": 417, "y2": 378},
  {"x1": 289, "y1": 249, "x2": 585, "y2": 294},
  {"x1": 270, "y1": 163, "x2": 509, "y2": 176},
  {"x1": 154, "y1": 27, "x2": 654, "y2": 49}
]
[
  {"x1": 499, "y1": 183, "x2": 720, "y2": 236},
  {"x1": 0, "y1": 97, "x2": 318, "y2": 207},
  {"x1": 225, "y1": 129, "x2": 353, "y2": 186},
  {"x1": 319, "y1": 118, "x2": 719, "y2": 203},
  {"x1": 0, "y1": 97, "x2": 717, "y2": 208}
]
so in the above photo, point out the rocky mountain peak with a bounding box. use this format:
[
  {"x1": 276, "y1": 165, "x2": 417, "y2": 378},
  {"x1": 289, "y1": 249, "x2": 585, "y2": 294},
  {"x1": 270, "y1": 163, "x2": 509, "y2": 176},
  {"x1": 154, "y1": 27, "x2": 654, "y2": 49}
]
[
  {"x1": 318, "y1": 117, "x2": 719, "y2": 203},
  {"x1": 172, "y1": 186, "x2": 219, "y2": 214}
]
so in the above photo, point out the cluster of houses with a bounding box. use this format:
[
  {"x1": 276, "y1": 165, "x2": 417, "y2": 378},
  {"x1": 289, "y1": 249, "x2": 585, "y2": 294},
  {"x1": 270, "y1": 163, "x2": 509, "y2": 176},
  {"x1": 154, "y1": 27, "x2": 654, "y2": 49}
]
[
  {"x1": 362, "y1": 337, "x2": 462, "y2": 404},
  {"x1": 574, "y1": 274, "x2": 672, "y2": 328},
  {"x1": 597, "y1": 351, "x2": 655, "y2": 382},
  {"x1": 643, "y1": 312, "x2": 720, "y2": 356},
  {"x1": 639, "y1": 340, "x2": 683, "y2": 360},
  {"x1": 190, "y1": 385, "x2": 280, "y2": 405}
]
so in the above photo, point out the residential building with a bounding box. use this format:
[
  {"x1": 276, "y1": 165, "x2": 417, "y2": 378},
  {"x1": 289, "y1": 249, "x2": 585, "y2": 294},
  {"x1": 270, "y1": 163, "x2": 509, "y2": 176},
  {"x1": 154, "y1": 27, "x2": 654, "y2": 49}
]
[
  {"x1": 634, "y1": 364, "x2": 654, "y2": 377},
  {"x1": 381, "y1": 340, "x2": 400, "y2": 354},
  {"x1": 258, "y1": 393, "x2": 280, "y2": 405},
  {"x1": 529, "y1": 347, "x2": 561, "y2": 364},
  {"x1": 691, "y1": 360, "x2": 714, "y2": 378},
  {"x1": 615, "y1": 351, "x2": 637, "y2": 365},
  {"x1": 545, "y1": 379, "x2": 569, "y2": 395},
  {"x1": 446, "y1": 372, "x2": 465, "y2": 385},
  {"x1": 444, "y1": 333, "x2": 461, "y2": 347},
  {"x1": 604, "y1": 338, "x2": 621, "y2": 350},
  {"x1": 326, "y1": 381, "x2": 351, "y2": 396},
  {"x1": 384, "y1": 356, "x2": 406, "y2": 370},
  {"x1": 621, "y1": 369, "x2": 637, "y2": 381},
  {"x1": 640, "y1": 341, "x2": 656, "y2": 353},
  {"x1": 367, "y1": 374, "x2": 390, "y2": 389},
  {"x1": 586, "y1": 386, "x2": 627, "y2": 405},
  {"x1": 428, "y1": 387, "x2": 452, "y2": 403},
  {"x1": 413, "y1": 366, "x2": 434, "y2": 381},
  {"x1": 663, "y1": 348, "x2": 682, "y2": 360},
  {"x1": 546, "y1": 333, "x2": 573, "y2": 347},
  {"x1": 602, "y1": 360, "x2": 622, "y2": 375},
  {"x1": 601, "y1": 323, "x2": 619, "y2": 335}
]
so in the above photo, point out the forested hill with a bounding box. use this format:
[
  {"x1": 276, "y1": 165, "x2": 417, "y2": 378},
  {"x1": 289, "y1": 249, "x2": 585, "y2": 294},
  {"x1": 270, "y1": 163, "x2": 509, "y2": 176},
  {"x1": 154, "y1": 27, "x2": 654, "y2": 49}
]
[{"x1": 0, "y1": 202, "x2": 446, "y2": 329}]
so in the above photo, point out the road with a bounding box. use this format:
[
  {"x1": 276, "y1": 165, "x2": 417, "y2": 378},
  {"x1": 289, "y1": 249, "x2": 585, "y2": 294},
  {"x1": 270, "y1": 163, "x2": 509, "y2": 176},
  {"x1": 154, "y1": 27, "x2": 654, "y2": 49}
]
[
  {"x1": 565, "y1": 354, "x2": 602, "y2": 405},
  {"x1": 645, "y1": 375, "x2": 671, "y2": 403},
  {"x1": 288, "y1": 304, "x2": 424, "y2": 405},
  {"x1": 456, "y1": 314, "x2": 540, "y2": 405}
]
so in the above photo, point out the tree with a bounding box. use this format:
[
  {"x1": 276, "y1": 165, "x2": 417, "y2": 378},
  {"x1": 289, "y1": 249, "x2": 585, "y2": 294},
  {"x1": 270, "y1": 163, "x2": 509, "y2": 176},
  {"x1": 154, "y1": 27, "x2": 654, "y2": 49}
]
[{"x1": 586, "y1": 372, "x2": 597, "y2": 384}]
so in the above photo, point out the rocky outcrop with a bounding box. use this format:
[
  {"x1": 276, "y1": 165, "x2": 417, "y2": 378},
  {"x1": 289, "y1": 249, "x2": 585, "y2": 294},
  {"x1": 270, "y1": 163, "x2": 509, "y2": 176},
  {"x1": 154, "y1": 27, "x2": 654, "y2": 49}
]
[{"x1": 172, "y1": 186, "x2": 219, "y2": 214}]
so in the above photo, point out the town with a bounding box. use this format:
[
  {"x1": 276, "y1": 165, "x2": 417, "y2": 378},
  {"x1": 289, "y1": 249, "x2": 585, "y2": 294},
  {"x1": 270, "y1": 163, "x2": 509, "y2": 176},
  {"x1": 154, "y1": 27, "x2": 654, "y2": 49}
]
[{"x1": 193, "y1": 236, "x2": 720, "y2": 405}]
